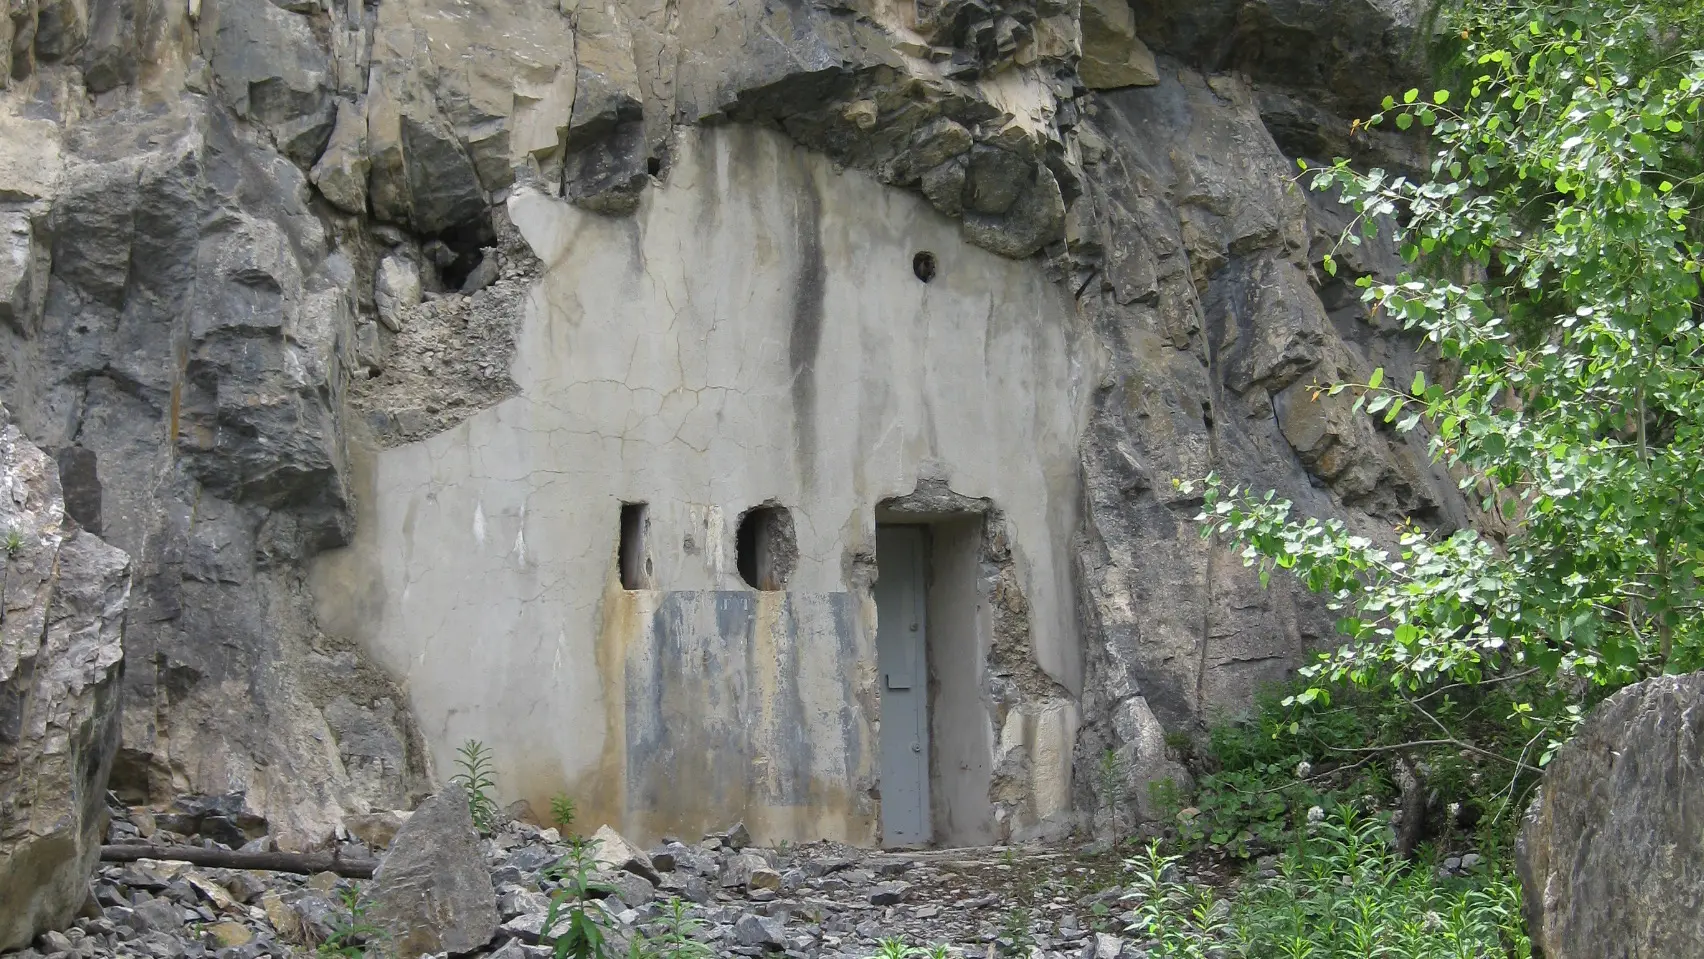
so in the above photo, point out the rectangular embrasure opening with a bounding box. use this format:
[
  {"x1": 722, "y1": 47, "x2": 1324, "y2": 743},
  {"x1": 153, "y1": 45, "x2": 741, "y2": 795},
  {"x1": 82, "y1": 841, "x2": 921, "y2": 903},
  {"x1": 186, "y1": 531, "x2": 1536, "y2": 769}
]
[{"x1": 619, "y1": 502, "x2": 650, "y2": 589}]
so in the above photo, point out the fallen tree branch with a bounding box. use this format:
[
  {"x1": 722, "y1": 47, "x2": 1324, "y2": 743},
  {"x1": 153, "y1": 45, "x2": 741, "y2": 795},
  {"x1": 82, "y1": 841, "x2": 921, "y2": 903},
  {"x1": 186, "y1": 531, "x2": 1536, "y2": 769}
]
[
  {"x1": 1327, "y1": 738, "x2": 1542, "y2": 773},
  {"x1": 100, "y1": 844, "x2": 379, "y2": 879}
]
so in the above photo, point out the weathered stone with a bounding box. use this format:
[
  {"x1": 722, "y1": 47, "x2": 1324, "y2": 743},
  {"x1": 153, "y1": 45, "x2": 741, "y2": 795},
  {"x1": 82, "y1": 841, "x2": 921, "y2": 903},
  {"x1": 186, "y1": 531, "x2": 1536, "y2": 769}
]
[
  {"x1": 130, "y1": 898, "x2": 184, "y2": 934},
  {"x1": 0, "y1": 114, "x2": 64, "y2": 202},
  {"x1": 497, "y1": 884, "x2": 550, "y2": 920},
  {"x1": 592, "y1": 868, "x2": 656, "y2": 906},
  {"x1": 501, "y1": 843, "x2": 561, "y2": 874},
  {"x1": 202, "y1": 0, "x2": 335, "y2": 164},
  {"x1": 590, "y1": 824, "x2": 660, "y2": 883},
  {"x1": 367, "y1": 86, "x2": 489, "y2": 234},
  {"x1": 0, "y1": 212, "x2": 46, "y2": 336},
  {"x1": 869, "y1": 880, "x2": 910, "y2": 905},
  {"x1": 892, "y1": 118, "x2": 974, "y2": 183},
  {"x1": 1517, "y1": 672, "x2": 1704, "y2": 959},
  {"x1": 562, "y1": 118, "x2": 647, "y2": 215},
  {"x1": 374, "y1": 255, "x2": 422, "y2": 332},
  {"x1": 963, "y1": 144, "x2": 1032, "y2": 216},
  {"x1": 366, "y1": 0, "x2": 575, "y2": 197},
  {"x1": 460, "y1": 254, "x2": 500, "y2": 293},
  {"x1": 1079, "y1": 0, "x2": 1158, "y2": 89},
  {"x1": 920, "y1": 157, "x2": 967, "y2": 218},
  {"x1": 732, "y1": 913, "x2": 785, "y2": 949},
  {"x1": 310, "y1": 100, "x2": 370, "y2": 214},
  {"x1": 648, "y1": 844, "x2": 679, "y2": 872},
  {"x1": 259, "y1": 891, "x2": 302, "y2": 943},
  {"x1": 32, "y1": 0, "x2": 88, "y2": 61},
  {"x1": 1132, "y1": 0, "x2": 1427, "y2": 115},
  {"x1": 0, "y1": 409, "x2": 131, "y2": 953},
  {"x1": 344, "y1": 810, "x2": 411, "y2": 850},
  {"x1": 960, "y1": 163, "x2": 1066, "y2": 259},
  {"x1": 721, "y1": 850, "x2": 769, "y2": 889},
  {"x1": 489, "y1": 937, "x2": 554, "y2": 959},
  {"x1": 567, "y1": 0, "x2": 641, "y2": 148},
  {"x1": 203, "y1": 922, "x2": 252, "y2": 949},
  {"x1": 369, "y1": 785, "x2": 499, "y2": 958},
  {"x1": 745, "y1": 866, "x2": 782, "y2": 893},
  {"x1": 222, "y1": 873, "x2": 269, "y2": 905},
  {"x1": 498, "y1": 911, "x2": 549, "y2": 944},
  {"x1": 79, "y1": 0, "x2": 140, "y2": 92}
]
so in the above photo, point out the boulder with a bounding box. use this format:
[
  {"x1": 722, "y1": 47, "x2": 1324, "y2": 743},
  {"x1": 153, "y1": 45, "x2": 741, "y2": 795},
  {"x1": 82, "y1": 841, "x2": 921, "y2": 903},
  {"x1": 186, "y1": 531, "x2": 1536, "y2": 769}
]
[
  {"x1": 129, "y1": 898, "x2": 184, "y2": 933},
  {"x1": 732, "y1": 913, "x2": 785, "y2": 949},
  {"x1": 0, "y1": 407, "x2": 132, "y2": 952},
  {"x1": 745, "y1": 866, "x2": 782, "y2": 893},
  {"x1": 591, "y1": 868, "x2": 656, "y2": 906},
  {"x1": 720, "y1": 850, "x2": 770, "y2": 889},
  {"x1": 589, "y1": 824, "x2": 659, "y2": 883},
  {"x1": 1517, "y1": 672, "x2": 1704, "y2": 958},
  {"x1": 718, "y1": 822, "x2": 752, "y2": 850},
  {"x1": 369, "y1": 785, "x2": 499, "y2": 958},
  {"x1": 869, "y1": 880, "x2": 909, "y2": 906}
]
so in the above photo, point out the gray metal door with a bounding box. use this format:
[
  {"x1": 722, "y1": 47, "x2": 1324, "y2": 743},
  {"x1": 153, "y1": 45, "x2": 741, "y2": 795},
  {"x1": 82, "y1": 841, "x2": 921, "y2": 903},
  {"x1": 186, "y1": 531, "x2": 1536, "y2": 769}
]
[{"x1": 875, "y1": 526, "x2": 930, "y2": 846}]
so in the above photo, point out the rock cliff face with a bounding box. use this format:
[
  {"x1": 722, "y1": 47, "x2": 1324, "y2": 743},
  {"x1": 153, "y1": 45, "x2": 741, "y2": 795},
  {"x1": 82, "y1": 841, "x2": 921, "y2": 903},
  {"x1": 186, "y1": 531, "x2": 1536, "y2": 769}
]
[
  {"x1": 0, "y1": 0, "x2": 1460, "y2": 846},
  {"x1": 1, "y1": 406, "x2": 131, "y2": 952}
]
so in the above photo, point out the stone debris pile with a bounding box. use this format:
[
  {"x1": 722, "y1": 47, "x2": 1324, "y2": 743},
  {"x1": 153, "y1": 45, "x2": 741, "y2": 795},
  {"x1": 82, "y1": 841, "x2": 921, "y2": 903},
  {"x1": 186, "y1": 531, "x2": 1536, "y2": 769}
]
[{"x1": 0, "y1": 791, "x2": 1175, "y2": 959}]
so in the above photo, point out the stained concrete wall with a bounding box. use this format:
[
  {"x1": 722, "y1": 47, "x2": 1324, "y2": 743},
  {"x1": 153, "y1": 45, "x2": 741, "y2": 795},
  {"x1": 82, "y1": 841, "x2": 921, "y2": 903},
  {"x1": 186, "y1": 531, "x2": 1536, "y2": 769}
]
[
  {"x1": 925, "y1": 518, "x2": 997, "y2": 846},
  {"x1": 311, "y1": 124, "x2": 1098, "y2": 845}
]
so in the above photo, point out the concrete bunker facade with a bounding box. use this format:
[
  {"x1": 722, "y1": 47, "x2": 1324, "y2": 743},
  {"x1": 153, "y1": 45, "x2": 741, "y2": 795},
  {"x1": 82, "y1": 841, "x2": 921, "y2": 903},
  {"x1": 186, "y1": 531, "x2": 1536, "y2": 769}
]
[{"x1": 313, "y1": 126, "x2": 1098, "y2": 846}]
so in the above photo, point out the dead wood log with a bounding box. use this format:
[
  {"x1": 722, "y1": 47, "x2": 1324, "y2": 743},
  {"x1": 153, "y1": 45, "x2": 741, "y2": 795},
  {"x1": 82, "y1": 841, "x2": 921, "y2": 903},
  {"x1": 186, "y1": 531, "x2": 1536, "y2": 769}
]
[{"x1": 100, "y1": 843, "x2": 379, "y2": 879}]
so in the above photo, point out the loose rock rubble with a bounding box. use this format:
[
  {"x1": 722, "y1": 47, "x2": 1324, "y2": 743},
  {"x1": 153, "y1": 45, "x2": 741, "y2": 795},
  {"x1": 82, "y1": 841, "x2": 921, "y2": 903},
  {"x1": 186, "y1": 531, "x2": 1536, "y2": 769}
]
[{"x1": 3, "y1": 793, "x2": 1208, "y2": 959}]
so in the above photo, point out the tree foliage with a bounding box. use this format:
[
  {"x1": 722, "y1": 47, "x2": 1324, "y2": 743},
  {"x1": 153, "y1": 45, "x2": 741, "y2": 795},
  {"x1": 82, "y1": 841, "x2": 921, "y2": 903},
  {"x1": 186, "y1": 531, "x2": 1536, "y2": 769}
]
[{"x1": 1188, "y1": 0, "x2": 1704, "y2": 745}]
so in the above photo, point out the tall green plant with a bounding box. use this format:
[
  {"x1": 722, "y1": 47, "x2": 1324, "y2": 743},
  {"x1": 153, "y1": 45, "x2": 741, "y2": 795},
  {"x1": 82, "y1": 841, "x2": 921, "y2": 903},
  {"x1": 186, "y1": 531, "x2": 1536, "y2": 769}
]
[
  {"x1": 639, "y1": 898, "x2": 714, "y2": 959},
  {"x1": 452, "y1": 740, "x2": 500, "y2": 833},
  {"x1": 316, "y1": 888, "x2": 389, "y2": 959},
  {"x1": 1190, "y1": 0, "x2": 1704, "y2": 756},
  {"x1": 542, "y1": 837, "x2": 618, "y2": 959}
]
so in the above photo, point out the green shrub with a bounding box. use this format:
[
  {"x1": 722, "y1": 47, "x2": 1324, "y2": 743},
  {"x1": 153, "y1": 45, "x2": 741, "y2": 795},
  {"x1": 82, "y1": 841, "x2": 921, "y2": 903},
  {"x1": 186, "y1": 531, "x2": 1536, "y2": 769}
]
[
  {"x1": 1118, "y1": 812, "x2": 1529, "y2": 958},
  {"x1": 542, "y1": 837, "x2": 618, "y2": 959},
  {"x1": 1149, "y1": 676, "x2": 1565, "y2": 860},
  {"x1": 1228, "y1": 808, "x2": 1530, "y2": 958},
  {"x1": 551, "y1": 793, "x2": 578, "y2": 833},
  {"x1": 316, "y1": 888, "x2": 388, "y2": 959}
]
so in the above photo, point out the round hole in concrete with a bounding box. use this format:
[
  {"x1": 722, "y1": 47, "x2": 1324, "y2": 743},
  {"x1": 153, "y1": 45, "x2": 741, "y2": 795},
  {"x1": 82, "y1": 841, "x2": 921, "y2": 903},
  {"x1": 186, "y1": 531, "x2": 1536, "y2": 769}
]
[{"x1": 912, "y1": 251, "x2": 937, "y2": 283}]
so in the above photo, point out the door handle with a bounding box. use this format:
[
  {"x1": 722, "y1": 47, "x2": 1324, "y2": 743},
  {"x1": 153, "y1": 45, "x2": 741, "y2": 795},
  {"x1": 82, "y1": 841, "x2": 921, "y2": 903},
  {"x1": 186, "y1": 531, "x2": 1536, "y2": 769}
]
[{"x1": 911, "y1": 742, "x2": 921, "y2": 753}]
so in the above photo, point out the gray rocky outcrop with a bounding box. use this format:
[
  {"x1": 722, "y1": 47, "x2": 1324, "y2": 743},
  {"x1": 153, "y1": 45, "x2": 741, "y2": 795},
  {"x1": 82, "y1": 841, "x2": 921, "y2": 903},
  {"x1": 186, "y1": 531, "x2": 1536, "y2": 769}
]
[
  {"x1": 1516, "y1": 672, "x2": 1704, "y2": 959},
  {"x1": 0, "y1": 406, "x2": 131, "y2": 952},
  {"x1": 370, "y1": 785, "x2": 500, "y2": 958}
]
